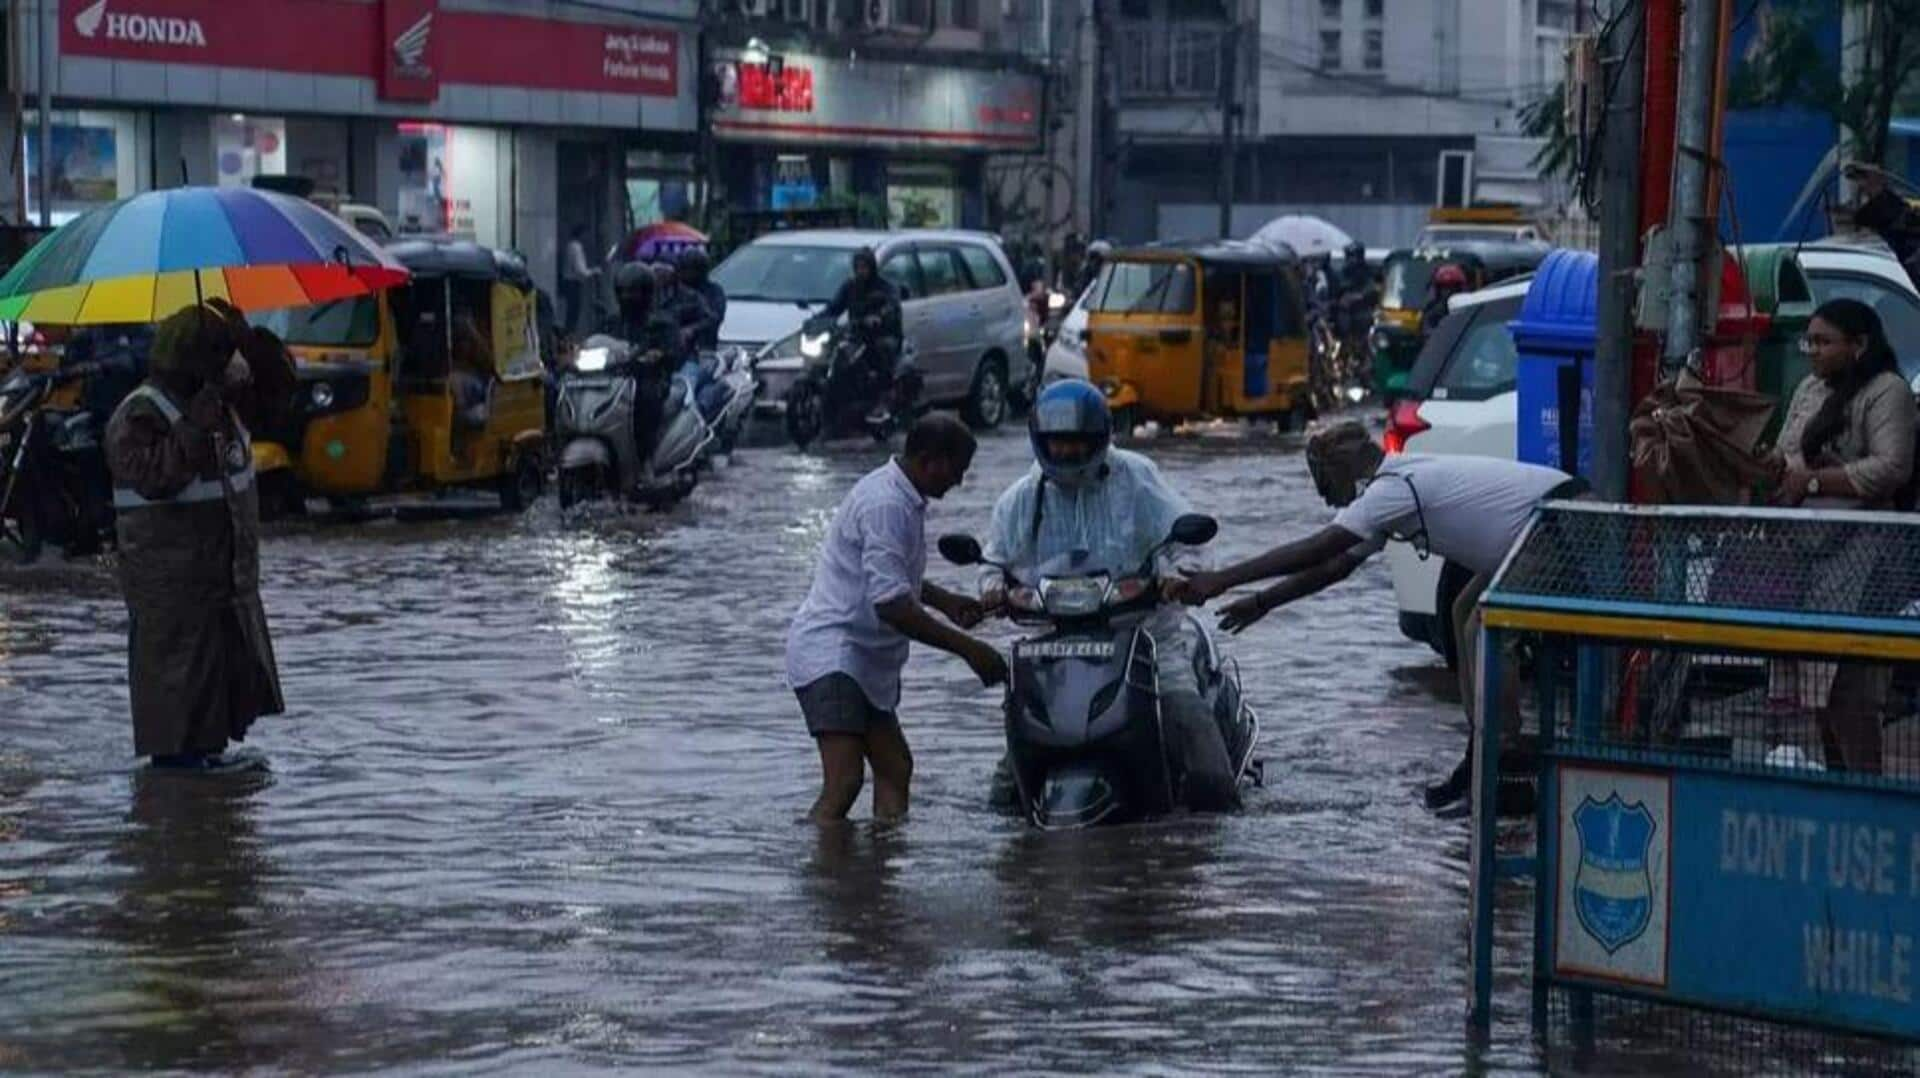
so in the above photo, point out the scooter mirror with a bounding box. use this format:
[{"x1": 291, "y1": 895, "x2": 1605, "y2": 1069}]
[
  {"x1": 1168, "y1": 513, "x2": 1218, "y2": 546},
  {"x1": 938, "y1": 534, "x2": 983, "y2": 566}
]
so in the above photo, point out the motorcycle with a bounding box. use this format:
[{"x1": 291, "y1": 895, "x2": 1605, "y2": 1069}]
[
  {"x1": 554, "y1": 334, "x2": 712, "y2": 510},
  {"x1": 781, "y1": 315, "x2": 921, "y2": 449},
  {"x1": 0, "y1": 358, "x2": 117, "y2": 563},
  {"x1": 938, "y1": 514, "x2": 1262, "y2": 830}
]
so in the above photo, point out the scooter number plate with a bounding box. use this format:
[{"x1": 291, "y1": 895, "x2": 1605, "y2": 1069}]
[{"x1": 1018, "y1": 640, "x2": 1115, "y2": 659}]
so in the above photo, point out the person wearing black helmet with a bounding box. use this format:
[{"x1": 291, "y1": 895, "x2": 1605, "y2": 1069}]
[
  {"x1": 676, "y1": 248, "x2": 726, "y2": 351},
  {"x1": 605, "y1": 262, "x2": 681, "y2": 471},
  {"x1": 817, "y1": 246, "x2": 909, "y2": 421},
  {"x1": 979, "y1": 379, "x2": 1238, "y2": 812},
  {"x1": 1332, "y1": 239, "x2": 1378, "y2": 357}
]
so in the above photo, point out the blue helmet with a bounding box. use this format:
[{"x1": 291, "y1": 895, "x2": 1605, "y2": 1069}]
[{"x1": 1029, "y1": 379, "x2": 1112, "y2": 487}]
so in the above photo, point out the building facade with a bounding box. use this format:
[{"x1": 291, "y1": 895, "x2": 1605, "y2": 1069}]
[
  {"x1": 8, "y1": 0, "x2": 701, "y2": 295},
  {"x1": 703, "y1": 0, "x2": 1046, "y2": 233},
  {"x1": 1102, "y1": 0, "x2": 1576, "y2": 247}
]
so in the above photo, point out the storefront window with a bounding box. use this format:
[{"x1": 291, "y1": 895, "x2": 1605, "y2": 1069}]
[
  {"x1": 213, "y1": 114, "x2": 287, "y2": 188},
  {"x1": 22, "y1": 109, "x2": 142, "y2": 226},
  {"x1": 887, "y1": 164, "x2": 957, "y2": 229},
  {"x1": 624, "y1": 149, "x2": 699, "y2": 230},
  {"x1": 396, "y1": 123, "x2": 508, "y2": 247}
]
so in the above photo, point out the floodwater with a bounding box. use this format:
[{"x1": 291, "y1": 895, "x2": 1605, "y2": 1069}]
[{"x1": 0, "y1": 423, "x2": 1730, "y2": 1074}]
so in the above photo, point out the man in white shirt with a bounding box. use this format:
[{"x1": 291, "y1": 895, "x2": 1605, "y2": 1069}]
[
  {"x1": 787, "y1": 415, "x2": 1009, "y2": 824},
  {"x1": 1171, "y1": 419, "x2": 1583, "y2": 813},
  {"x1": 560, "y1": 224, "x2": 599, "y2": 336}
]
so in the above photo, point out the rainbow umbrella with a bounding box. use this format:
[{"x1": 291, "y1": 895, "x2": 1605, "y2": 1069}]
[
  {"x1": 0, "y1": 186, "x2": 410, "y2": 325},
  {"x1": 619, "y1": 220, "x2": 707, "y2": 263}
]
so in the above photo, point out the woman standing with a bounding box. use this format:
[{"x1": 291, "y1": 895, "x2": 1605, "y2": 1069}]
[{"x1": 1772, "y1": 298, "x2": 1918, "y2": 773}]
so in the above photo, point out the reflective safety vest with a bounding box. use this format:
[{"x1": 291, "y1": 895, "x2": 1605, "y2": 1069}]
[{"x1": 111, "y1": 384, "x2": 254, "y2": 510}]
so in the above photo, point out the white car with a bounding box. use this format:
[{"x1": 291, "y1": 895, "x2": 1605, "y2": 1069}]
[
  {"x1": 714, "y1": 229, "x2": 1032, "y2": 430},
  {"x1": 1041, "y1": 285, "x2": 1092, "y2": 384},
  {"x1": 1387, "y1": 239, "x2": 1920, "y2": 665}
]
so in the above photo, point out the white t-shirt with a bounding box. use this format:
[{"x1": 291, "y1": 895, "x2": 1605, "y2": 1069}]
[
  {"x1": 1331, "y1": 455, "x2": 1573, "y2": 576},
  {"x1": 785, "y1": 460, "x2": 928, "y2": 710}
]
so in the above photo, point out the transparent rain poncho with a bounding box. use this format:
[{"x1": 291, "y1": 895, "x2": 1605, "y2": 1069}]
[{"x1": 981, "y1": 448, "x2": 1193, "y2": 588}]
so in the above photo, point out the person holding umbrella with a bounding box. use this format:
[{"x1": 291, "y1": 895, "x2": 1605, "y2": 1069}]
[{"x1": 105, "y1": 299, "x2": 297, "y2": 771}]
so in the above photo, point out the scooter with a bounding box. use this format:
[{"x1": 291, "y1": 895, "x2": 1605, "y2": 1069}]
[
  {"x1": 938, "y1": 513, "x2": 1262, "y2": 830},
  {"x1": 781, "y1": 316, "x2": 921, "y2": 449},
  {"x1": 0, "y1": 352, "x2": 125, "y2": 564},
  {"x1": 554, "y1": 334, "x2": 711, "y2": 510}
]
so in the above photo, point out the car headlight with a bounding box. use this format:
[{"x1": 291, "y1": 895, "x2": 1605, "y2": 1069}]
[
  {"x1": 799, "y1": 331, "x2": 830, "y2": 359},
  {"x1": 1038, "y1": 575, "x2": 1111, "y2": 617},
  {"x1": 310, "y1": 381, "x2": 335, "y2": 410},
  {"x1": 575, "y1": 347, "x2": 611, "y2": 373}
]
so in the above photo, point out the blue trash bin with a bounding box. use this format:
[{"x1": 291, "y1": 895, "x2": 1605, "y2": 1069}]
[{"x1": 1510, "y1": 250, "x2": 1599, "y2": 477}]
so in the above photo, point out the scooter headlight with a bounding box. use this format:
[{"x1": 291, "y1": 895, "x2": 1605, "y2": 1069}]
[
  {"x1": 575, "y1": 347, "x2": 611, "y2": 373},
  {"x1": 1038, "y1": 575, "x2": 1111, "y2": 617},
  {"x1": 310, "y1": 381, "x2": 335, "y2": 410},
  {"x1": 799, "y1": 332, "x2": 830, "y2": 359}
]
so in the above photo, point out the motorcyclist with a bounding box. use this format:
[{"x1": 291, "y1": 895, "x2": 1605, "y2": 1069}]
[
  {"x1": 980, "y1": 379, "x2": 1238, "y2": 812},
  {"x1": 676, "y1": 248, "x2": 726, "y2": 352},
  {"x1": 1423, "y1": 262, "x2": 1469, "y2": 333},
  {"x1": 603, "y1": 263, "x2": 682, "y2": 478},
  {"x1": 1332, "y1": 240, "x2": 1378, "y2": 344},
  {"x1": 816, "y1": 246, "x2": 910, "y2": 422}
]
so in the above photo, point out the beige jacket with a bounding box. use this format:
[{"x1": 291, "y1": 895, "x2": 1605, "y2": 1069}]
[{"x1": 1778, "y1": 370, "x2": 1917, "y2": 507}]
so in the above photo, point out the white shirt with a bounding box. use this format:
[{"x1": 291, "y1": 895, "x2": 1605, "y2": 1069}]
[
  {"x1": 785, "y1": 460, "x2": 928, "y2": 710},
  {"x1": 563, "y1": 239, "x2": 595, "y2": 282},
  {"x1": 1332, "y1": 454, "x2": 1571, "y2": 576},
  {"x1": 982, "y1": 448, "x2": 1190, "y2": 584}
]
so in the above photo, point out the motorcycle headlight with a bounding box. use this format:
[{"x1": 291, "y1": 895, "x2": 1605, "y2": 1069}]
[
  {"x1": 799, "y1": 332, "x2": 829, "y2": 359},
  {"x1": 310, "y1": 381, "x2": 335, "y2": 410},
  {"x1": 1038, "y1": 575, "x2": 1111, "y2": 617},
  {"x1": 1368, "y1": 328, "x2": 1389, "y2": 353},
  {"x1": 1047, "y1": 291, "x2": 1068, "y2": 312},
  {"x1": 575, "y1": 347, "x2": 611, "y2": 373}
]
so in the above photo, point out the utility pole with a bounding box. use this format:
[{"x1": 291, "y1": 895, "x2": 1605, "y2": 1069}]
[
  {"x1": 1216, "y1": 23, "x2": 1240, "y2": 238},
  {"x1": 1661, "y1": 0, "x2": 1721, "y2": 368},
  {"x1": 37, "y1": 0, "x2": 51, "y2": 224},
  {"x1": 1592, "y1": 0, "x2": 1645, "y2": 501}
]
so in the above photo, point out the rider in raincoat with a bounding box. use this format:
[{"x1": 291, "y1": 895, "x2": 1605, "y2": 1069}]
[
  {"x1": 105, "y1": 299, "x2": 294, "y2": 770},
  {"x1": 980, "y1": 380, "x2": 1236, "y2": 810}
]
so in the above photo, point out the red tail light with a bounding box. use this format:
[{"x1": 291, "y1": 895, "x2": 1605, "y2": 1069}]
[{"x1": 1383, "y1": 399, "x2": 1429, "y2": 454}]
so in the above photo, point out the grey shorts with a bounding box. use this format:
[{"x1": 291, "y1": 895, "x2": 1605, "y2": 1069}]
[{"x1": 796, "y1": 673, "x2": 899, "y2": 737}]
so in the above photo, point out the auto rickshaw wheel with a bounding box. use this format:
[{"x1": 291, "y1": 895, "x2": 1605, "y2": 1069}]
[
  {"x1": 1111, "y1": 405, "x2": 1139, "y2": 440},
  {"x1": 501, "y1": 452, "x2": 544, "y2": 513},
  {"x1": 962, "y1": 357, "x2": 1009, "y2": 431},
  {"x1": 257, "y1": 471, "x2": 304, "y2": 523}
]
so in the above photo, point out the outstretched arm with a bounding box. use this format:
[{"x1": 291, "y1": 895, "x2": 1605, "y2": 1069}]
[
  {"x1": 1171, "y1": 524, "x2": 1365, "y2": 603},
  {"x1": 1217, "y1": 548, "x2": 1370, "y2": 634}
]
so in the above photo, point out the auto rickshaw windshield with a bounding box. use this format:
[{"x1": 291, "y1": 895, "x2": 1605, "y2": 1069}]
[
  {"x1": 1091, "y1": 261, "x2": 1196, "y2": 314},
  {"x1": 1382, "y1": 259, "x2": 1435, "y2": 310},
  {"x1": 252, "y1": 296, "x2": 381, "y2": 348}
]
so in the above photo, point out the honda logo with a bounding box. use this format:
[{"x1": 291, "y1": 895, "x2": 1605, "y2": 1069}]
[
  {"x1": 392, "y1": 11, "x2": 433, "y2": 78},
  {"x1": 73, "y1": 0, "x2": 208, "y2": 46}
]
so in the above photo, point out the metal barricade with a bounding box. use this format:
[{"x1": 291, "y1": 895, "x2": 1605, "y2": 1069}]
[{"x1": 1469, "y1": 501, "x2": 1920, "y2": 1060}]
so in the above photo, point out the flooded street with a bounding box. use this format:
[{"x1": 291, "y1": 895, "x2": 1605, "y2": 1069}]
[{"x1": 0, "y1": 423, "x2": 1556, "y2": 1074}]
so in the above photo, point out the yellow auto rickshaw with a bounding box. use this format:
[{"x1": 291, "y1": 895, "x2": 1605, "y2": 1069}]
[
  {"x1": 251, "y1": 237, "x2": 547, "y2": 515},
  {"x1": 1084, "y1": 242, "x2": 1311, "y2": 430}
]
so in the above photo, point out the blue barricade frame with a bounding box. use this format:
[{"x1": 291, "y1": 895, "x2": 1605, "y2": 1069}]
[{"x1": 1467, "y1": 501, "x2": 1920, "y2": 1049}]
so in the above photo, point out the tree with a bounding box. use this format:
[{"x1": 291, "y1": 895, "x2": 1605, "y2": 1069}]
[
  {"x1": 1731, "y1": 0, "x2": 1920, "y2": 166},
  {"x1": 1519, "y1": 82, "x2": 1579, "y2": 187}
]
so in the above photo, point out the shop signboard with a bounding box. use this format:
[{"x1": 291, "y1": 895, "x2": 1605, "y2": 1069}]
[
  {"x1": 711, "y1": 48, "x2": 1039, "y2": 151},
  {"x1": 61, "y1": 0, "x2": 679, "y2": 100},
  {"x1": 1552, "y1": 763, "x2": 1920, "y2": 1040},
  {"x1": 380, "y1": 0, "x2": 441, "y2": 104}
]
